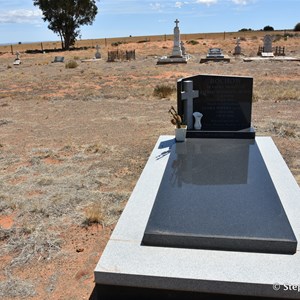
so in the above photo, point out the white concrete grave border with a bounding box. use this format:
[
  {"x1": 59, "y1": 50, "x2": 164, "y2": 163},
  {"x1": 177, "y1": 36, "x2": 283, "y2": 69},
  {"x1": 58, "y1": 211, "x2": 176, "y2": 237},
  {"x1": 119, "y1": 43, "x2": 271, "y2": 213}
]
[{"x1": 95, "y1": 135, "x2": 300, "y2": 299}]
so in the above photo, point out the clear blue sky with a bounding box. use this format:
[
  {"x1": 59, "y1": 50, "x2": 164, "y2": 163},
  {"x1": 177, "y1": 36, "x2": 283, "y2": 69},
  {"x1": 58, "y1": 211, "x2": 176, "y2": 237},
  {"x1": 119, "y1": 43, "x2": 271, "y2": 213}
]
[{"x1": 0, "y1": 0, "x2": 299, "y2": 44}]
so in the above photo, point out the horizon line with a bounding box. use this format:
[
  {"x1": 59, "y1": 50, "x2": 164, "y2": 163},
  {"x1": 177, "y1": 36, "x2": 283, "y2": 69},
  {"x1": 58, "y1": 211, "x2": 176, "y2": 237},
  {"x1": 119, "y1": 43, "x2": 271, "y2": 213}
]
[{"x1": 0, "y1": 28, "x2": 295, "y2": 46}]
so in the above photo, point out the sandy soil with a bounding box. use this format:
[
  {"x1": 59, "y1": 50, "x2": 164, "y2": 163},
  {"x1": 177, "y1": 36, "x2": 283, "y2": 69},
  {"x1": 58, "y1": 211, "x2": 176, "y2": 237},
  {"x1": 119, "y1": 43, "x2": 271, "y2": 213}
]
[{"x1": 0, "y1": 36, "x2": 299, "y2": 299}]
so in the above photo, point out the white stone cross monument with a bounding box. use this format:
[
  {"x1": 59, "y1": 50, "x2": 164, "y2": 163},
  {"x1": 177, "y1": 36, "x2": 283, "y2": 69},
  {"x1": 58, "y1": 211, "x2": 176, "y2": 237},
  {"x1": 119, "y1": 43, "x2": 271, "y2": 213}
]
[
  {"x1": 171, "y1": 19, "x2": 183, "y2": 57},
  {"x1": 181, "y1": 81, "x2": 199, "y2": 130}
]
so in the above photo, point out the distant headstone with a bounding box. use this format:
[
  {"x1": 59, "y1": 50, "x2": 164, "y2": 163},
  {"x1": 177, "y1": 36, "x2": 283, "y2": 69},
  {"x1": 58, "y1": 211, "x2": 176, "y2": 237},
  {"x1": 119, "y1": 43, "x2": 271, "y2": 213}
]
[
  {"x1": 171, "y1": 19, "x2": 182, "y2": 57},
  {"x1": 95, "y1": 44, "x2": 101, "y2": 59},
  {"x1": 200, "y1": 48, "x2": 230, "y2": 63},
  {"x1": 13, "y1": 51, "x2": 21, "y2": 65},
  {"x1": 261, "y1": 35, "x2": 274, "y2": 57},
  {"x1": 234, "y1": 38, "x2": 241, "y2": 55},
  {"x1": 177, "y1": 74, "x2": 254, "y2": 138},
  {"x1": 263, "y1": 35, "x2": 273, "y2": 53},
  {"x1": 13, "y1": 60, "x2": 21, "y2": 65},
  {"x1": 234, "y1": 45, "x2": 241, "y2": 55},
  {"x1": 52, "y1": 56, "x2": 64, "y2": 63},
  {"x1": 180, "y1": 41, "x2": 186, "y2": 56},
  {"x1": 207, "y1": 48, "x2": 224, "y2": 58}
]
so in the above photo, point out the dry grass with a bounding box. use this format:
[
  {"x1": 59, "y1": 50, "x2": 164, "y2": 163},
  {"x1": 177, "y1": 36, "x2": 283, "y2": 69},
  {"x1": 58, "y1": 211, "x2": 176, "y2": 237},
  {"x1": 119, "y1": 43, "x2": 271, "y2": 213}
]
[
  {"x1": 269, "y1": 121, "x2": 299, "y2": 138},
  {"x1": 254, "y1": 80, "x2": 300, "y2": 102},
  {"x1": 1, "y1": 224, "x2": 62, "y2": 267},
  {"x1": 0, "y1": 34, "x2": 299, "y2": 299},
  {"x1": 0, "y1": 277, "x2": 36, "y2": 298}
]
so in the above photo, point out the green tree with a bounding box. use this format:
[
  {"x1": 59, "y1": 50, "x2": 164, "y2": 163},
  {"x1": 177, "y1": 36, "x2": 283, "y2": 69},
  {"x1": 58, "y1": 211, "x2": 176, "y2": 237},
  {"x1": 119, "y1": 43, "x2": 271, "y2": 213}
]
[
  {"x1": 263, "y1": 25, "x2": 274, "y2": 31},
  {"x1": 33, "y1": 0, "x2": 98, "y2": 50},
  {"x1": 294, "y1": 23, "x2": 300, "y2": 31}
]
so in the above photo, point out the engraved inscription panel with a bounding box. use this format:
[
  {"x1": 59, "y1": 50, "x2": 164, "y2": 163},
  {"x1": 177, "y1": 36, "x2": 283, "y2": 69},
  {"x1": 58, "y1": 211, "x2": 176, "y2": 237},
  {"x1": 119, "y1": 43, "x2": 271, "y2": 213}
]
[{"x1": 177, "y1": 75, "x2": 253, "y2": 131}]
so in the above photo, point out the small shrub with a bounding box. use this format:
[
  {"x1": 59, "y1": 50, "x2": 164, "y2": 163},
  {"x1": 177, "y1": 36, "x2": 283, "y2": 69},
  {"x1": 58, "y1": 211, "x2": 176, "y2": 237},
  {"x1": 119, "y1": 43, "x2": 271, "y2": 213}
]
[
  {"x1": 83, "y1": 193, "x2": 127, "y2": 227},
  {"x1": 83, "y1": 203, "x2": 104, "y2": 226},
  {"x1": 73, "y1": 56, "x2": 80, "y2": 60},
  {"x1": 137, "y1": 39, "x2": 150, "y2": 43},
  {"x1": 7, "y1": 65, "x2": 12, "y2": 69},
  {"x1": 111, "y1": 41, "x2": 128, "y2": 47},
  {"x1": 186, "y1": 40, "x2": 199, "y2": 45},
  {"x1": 65, "y1": 60, "x2": 78, "y2": 69},
  {"x1": 153, "y1": 84, "x2": 176, "y2": 98}
]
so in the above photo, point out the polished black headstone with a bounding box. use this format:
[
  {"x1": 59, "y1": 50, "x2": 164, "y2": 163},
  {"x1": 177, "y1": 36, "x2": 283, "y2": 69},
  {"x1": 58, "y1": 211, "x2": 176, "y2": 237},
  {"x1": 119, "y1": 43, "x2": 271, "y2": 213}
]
[
  {"x1": 177, "y1": 75, "x2": 254, "y2": 138},
  {"x1": 142, "y1": 139, "x2": 297, "y2": 254}
]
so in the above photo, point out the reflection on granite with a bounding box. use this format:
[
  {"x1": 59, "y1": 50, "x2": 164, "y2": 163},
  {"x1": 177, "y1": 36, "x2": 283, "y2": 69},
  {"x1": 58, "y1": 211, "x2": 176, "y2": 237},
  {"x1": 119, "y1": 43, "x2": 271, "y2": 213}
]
[{"x1": 142, "y1": 139, "x2": 297, "y2": 254}]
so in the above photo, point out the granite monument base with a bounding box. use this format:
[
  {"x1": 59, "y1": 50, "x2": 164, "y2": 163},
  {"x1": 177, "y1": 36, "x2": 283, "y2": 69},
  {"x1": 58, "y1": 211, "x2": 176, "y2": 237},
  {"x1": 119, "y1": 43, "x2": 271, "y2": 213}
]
[
  {"x1": 90, "y1": 284, "x2": 283, "y2": 300},
  {"x1": 186, "y1": 127, "x2": 255, "y2": 139},
  {"x1": 261, "y1": 52, "x2": 274, "y2": 57},
  {"x1": 94, "y1": 136, "x2": 300, "y2": 299},
  {"x1": 243, "y1": 57, "x2": 300, "y2": 62},
  {"x1": 200, "y1": 56, "x2": 230, "y2": 63},
  {"x1": 81, "y1": 58, "x2": 102, "y2": 62},
  {"x1": 157, "y1": 56, "x2": 189, "y2": 64}
]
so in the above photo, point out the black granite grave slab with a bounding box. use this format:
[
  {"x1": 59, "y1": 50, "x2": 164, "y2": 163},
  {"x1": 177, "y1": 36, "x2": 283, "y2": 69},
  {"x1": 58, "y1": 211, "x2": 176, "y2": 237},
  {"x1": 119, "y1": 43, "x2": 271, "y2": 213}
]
[
  {"x1": 142, "y1": 139, "x2": 297, "y2": 254},
  {"x1": 177, "y1": 75, "x2": 254, "y2": 138}
]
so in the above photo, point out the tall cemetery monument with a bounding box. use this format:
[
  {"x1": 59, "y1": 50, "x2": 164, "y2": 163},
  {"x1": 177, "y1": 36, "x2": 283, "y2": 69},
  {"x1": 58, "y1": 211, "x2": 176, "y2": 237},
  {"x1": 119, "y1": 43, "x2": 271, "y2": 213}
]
[{"x1": 157, "y1": 19, "x2": 189, "y2": 64}]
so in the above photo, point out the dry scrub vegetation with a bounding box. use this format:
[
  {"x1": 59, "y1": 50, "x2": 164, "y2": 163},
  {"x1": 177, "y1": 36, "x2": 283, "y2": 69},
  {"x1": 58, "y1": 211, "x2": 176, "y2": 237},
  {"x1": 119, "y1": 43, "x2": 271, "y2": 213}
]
[{"x1": 0, "y1": 34, "x2": 299, "y2": 299}]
